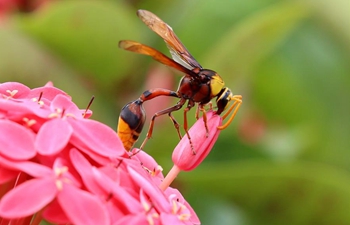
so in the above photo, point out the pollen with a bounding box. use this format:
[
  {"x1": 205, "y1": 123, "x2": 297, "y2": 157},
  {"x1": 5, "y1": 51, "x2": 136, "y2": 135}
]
[
  {"x1": 142, "y1": 200, "x2": 151, "y2": 212},
  {"x1": 49, "y1": 108, "x2": 62, "y2": 118},
  {"x1": 178, "y1": 213, "x2": 191, "y2": 221},
  {"x1": 2, "y1": 89, "x2": 18, "y2": 99},
  {"x1": 23, "y1": 117, "x2": 37, "y2": 127},
  {"x1": 146, "y1": 214, "x2": 158, "y2": 225},
  {"x1": 55, "y1": 180, "x2": 63, "y2": 190},
  {"x1": 54, "y1": 166, "x2": 68, "y2": 176},
  {"x1": 153, "y1": 165, "x2": 163, "y2": 176},
  {"x1": 6, "y1": 89, "x2": 18, "y2": 97},
  {"x1": 31, "y1": 97, "x2": 44, "y2": 107}
]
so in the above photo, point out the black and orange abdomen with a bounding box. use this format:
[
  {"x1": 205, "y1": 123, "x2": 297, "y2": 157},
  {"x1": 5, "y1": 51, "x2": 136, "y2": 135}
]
[{"x1": 117, "y1": 100, "x2": 146, "y2": 151}]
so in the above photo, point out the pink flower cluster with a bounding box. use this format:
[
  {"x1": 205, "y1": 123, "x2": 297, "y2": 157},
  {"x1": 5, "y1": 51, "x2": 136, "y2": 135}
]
[{"x1": 0, "y1": 82, "x2": 221, "y2": 225}]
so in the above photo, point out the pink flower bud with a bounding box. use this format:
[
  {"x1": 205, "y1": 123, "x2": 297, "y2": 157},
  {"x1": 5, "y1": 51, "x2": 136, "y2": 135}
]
[{"x1": 172, "y1": 111, "x2": 222, "y2": 171}]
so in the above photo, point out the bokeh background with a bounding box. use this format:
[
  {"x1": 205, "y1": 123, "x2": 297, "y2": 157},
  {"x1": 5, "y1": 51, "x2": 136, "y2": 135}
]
[{"x1": 1, "y1": 0, "x2": 350, "y2": 224}]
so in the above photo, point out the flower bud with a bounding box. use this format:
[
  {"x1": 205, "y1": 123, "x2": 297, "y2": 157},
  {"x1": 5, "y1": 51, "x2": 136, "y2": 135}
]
[{"x1": 172, "y1": 111, "x2": 222, "y2": 171}]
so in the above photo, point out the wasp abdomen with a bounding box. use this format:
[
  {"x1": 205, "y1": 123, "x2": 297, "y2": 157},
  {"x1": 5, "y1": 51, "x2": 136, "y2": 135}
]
[{"x1": 117, "y1": 100, "x2": 146, "y2": 151}]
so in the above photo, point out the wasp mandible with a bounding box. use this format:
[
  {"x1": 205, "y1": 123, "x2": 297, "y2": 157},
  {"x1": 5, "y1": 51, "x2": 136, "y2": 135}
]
[{"x1": 117, "y1": 10, "x2": 242, "y2": 151}]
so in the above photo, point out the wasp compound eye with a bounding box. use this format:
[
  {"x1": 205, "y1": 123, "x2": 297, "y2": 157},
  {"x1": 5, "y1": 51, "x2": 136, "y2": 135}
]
[{"x1": 117, "y1": 100, "x2": 146, "y2": 151}]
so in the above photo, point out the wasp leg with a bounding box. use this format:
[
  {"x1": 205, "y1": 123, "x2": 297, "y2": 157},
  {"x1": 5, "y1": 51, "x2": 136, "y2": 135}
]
[
  {"x1": 139, "y1": 88, "x2": 179, "y2": 102},
  {"x1": 199, "y1": 104, "x2": 209, "y2": 137},
  {"x1": 217, "y1": 95, "x2": 242, "y2": 130},
  {"x1": 208, "y1": 101, "x2": 213, "y2": 111},
  {"x1": 195, "y1": 104, "x2": 200, "y2": 120},
  {"x1": 168, "y1": 112, "x2": 182, "y2": 140},
  {"x1": 183, "y1": 101, "x2": 198, "y2": 154},
  {"x1": 140, "y1": 97, "x2": 186, "y2": 150},
  {"x1": 194, "y1": 104, "x2": 209, "y2": 137}
]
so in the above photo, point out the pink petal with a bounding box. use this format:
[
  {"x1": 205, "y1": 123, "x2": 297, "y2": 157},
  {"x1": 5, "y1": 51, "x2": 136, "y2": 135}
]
[
  {"x1": 21, "y1": 99, "x2": 52, "y2": 118},
  {"x1": 75, "y1": 144, "x2": 112, "y2": 166},
  {"x1": 69, "y1": 118, "x2": 125, "y2": 157},
  {"x1": 0, "y1": 82, "x2": 30, "y2": 99},
  {"x1": 36, "y1": 118, "x2": 73, "y2": 155},
  {"x1": 0, "y1": 156, "x2": 52, "y2": 178},
  {"x1": 70, "y1": 149, "x2": 141, "y2": 215},
  {"x1": 99, "y1": 159, "x2": 140, "y2": 192},
  {"x1": 28, "y1": 86, "x2": 70, "y2": 101},
  {"x1": 92, "y1": 167, "x2": 142, "y2": 214},
  {"x1": 160, "y1": 213, "x2": 185, "y2": 225},
  {"x1": 52, "y1": 157, "x2": 81, "y2": 188},
  {"x1": 127, "y1": 166, "x2": 170, "y2": 213},
  {"x1": 0, "y1": 99, "x2": 33, "y2": 115},
  {"x1": 0, "y1": 120, "x2": 36, "y2": 160},
  {"x1": 69, "y1": 149, "x2": 105, "y2": 195},
  {"x1": 57, "y1": 184, "x2": 110, "y2": 225},
  {"x1": 172, "y1": 111, "x2": 222, "y2": 171},
  {"x1": 184, "y1": 201, "x2": 200, "y2": 225},
  {"x1": 165, "y1": 188, "x2": 200, "y2": 225},
  {"x1": 0, "y1": 178, "x2": 57, "y2": 218},
  {"x1": 44, "y1": 81, "x2": 54, "y2": 87},
  {"x1": 113, "y1": 214, "x2": 149, "y2": 225},
  {"x1": 51, "y1": 94, "x2": 82, "y2": 118},
  {"x1": 132, "y1": 149, "x2": 163, "y2": 174}
]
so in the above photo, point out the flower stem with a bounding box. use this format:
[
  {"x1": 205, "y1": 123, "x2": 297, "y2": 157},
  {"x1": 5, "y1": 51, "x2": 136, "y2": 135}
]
[{"x1": 159, "y1": 165, "x2": 181, "y2": 191}]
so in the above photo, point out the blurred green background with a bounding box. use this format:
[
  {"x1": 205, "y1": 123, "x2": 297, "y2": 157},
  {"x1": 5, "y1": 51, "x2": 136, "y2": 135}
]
[{"x1": 1, "y1": 0, "x2": 350, "y2": 224}]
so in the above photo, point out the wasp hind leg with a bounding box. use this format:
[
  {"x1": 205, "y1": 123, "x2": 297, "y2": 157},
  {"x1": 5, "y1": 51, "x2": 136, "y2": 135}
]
[
  {"x1": 168, "y1": 112, "x2": 182, "y2": 140},
  {"x1": 140, "y1": 98, "x2": 186, "y2": 150}
]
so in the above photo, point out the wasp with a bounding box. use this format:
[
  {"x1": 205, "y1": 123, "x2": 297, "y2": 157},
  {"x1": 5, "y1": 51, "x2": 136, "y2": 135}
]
[{"x1": 117, "y1": 9, "x2": 242, "y2": 152}]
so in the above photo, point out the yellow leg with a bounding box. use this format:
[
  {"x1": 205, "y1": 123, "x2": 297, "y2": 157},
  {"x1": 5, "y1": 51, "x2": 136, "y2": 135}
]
[{"x1": 217, "y1": 95, "x2": 242, "y2": 130}]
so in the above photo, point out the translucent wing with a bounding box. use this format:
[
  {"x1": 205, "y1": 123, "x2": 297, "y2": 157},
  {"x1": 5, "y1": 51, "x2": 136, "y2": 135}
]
[
  {"x1": 137, "y1": 9, "x2": 202, "y2": 70},
  {"x1": 119, "y1": 40, "x2": 198, "y2": 77}
]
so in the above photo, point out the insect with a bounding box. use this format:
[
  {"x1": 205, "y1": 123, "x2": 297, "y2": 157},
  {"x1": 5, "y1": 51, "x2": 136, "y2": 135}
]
[{"x1": 117, "y1": 9, "x2": 242, "y2": 152}]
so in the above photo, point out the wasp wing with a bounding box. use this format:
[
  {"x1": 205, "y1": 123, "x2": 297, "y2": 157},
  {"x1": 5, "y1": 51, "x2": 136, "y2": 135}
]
[
  {"x1": 119, "y1": 40, "x2": 198, "y2": 77},
  {"x1": 137, "y1": 9, "x2": 202, "y2": 70}
]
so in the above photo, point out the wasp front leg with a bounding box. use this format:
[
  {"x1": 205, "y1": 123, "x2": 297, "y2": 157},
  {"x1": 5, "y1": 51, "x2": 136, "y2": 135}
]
[
  {"x1": 194, "y1": 104, "x2": 210, "y2": 139},
  {"x1": 217, "y1": 95, "x2": 242, "y2": 130},
  {"x1": 183, "y1": 100, "x2": 200, "y2": 154}
]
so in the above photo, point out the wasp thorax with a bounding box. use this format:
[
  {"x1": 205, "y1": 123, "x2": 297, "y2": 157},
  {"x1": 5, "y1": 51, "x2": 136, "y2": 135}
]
[{"x1": 209, "y1": 76, "x2": 225, "y2": 99}]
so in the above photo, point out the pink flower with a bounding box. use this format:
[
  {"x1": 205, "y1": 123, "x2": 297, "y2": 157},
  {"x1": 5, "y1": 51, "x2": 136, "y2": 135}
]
[{"x1": 0, "y1": 81, "x2": 201, "y2": 225}]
